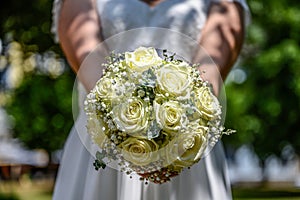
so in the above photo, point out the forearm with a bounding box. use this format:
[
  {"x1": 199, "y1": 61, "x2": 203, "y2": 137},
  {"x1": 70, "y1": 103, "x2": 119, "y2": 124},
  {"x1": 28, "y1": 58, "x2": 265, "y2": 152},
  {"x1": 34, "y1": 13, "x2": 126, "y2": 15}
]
[
  {"x1": 58, "y1": 0, "x2": 106, "y2": 91},
  {"x1": 194, "y1": 2, "x2": 245, "y2": 94}
]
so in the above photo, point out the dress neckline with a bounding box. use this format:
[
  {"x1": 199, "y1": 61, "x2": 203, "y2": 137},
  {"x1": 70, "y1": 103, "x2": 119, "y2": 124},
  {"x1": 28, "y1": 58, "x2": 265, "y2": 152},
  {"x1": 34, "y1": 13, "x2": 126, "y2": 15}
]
[{"x1": 136, "y1": 0, "x2": 168, "y2": 10}]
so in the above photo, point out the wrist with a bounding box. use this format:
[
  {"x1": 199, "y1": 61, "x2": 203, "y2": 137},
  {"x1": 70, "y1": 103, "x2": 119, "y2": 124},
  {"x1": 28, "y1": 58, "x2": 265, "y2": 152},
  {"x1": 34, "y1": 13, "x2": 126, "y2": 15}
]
[{"x1": 197, "y1": 64, "x2": 222, "y2": 96}]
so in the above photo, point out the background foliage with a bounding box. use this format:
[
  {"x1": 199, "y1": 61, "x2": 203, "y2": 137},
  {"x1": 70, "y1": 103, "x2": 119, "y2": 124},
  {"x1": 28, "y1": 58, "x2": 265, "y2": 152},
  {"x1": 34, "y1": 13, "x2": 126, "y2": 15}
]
[
  {"x1": 0, "y1": 0, "x2": 74, "y2": 154},
  {"x1": 0, "y1": 0, "x2": 299, "y2": 163},
  {"x1": 224, "y1": 0, "x2": 300, "y2": 161}
]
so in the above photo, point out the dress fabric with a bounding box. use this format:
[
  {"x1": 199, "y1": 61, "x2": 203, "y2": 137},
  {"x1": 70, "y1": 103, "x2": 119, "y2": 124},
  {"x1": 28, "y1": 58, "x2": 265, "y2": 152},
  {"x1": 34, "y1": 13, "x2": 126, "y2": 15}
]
[{"x1": 52, "y1": 0, "x2": 250, "y2": 199}]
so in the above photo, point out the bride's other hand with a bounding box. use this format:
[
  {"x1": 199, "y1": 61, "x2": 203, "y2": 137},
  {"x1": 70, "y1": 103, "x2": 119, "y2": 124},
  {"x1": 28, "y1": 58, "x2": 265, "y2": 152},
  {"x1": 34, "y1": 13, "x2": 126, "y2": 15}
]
[{"x1": 193, "y1": 2, "x2": 245, "y2": 96}]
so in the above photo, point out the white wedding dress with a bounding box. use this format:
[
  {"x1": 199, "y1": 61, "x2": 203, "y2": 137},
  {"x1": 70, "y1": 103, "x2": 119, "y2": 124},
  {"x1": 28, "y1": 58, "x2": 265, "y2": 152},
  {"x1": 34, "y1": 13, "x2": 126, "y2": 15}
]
[{"x1": 52, "y1": 0, "x2": 250, "y2": 199}]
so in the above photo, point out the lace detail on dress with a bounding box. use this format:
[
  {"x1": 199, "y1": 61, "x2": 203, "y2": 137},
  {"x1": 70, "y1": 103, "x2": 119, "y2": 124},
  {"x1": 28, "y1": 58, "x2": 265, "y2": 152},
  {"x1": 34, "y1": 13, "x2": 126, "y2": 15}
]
[{"x1": 51, "y1": 0, "x2": 63, "y2": 43}]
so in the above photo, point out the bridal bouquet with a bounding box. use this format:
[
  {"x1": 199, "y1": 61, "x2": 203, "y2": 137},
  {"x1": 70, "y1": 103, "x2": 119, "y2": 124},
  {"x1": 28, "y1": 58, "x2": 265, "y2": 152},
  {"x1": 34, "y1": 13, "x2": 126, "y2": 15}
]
[{"x1": 84, "y1": 47, "x2": 233, "y2": 184}]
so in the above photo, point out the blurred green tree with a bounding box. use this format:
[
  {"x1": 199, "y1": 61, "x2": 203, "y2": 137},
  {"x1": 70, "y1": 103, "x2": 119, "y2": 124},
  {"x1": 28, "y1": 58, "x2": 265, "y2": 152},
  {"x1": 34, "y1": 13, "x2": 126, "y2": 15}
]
[
  {"x1": 0, "y1": 0, "x2": 74, "y2": 155},
  {"x1": 0, "y1": 0, "x2": 60, "y2": 52},
  {"x1": 224, "y1": 0, "x2": 300, "y2": 162},
  {"x1": 5, "y1": 71, "x2": 75, "y2": 153}
]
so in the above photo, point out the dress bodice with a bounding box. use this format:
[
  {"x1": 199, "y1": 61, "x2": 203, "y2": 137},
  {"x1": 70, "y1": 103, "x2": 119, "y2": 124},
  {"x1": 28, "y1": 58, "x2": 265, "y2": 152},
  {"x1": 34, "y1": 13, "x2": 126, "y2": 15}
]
[
  {"x1": 95, "y1": 0, "x2": 249, "y2": 60},
  {"x1": 96, "y1": 0, "x2": 213, "y2": 59},
  {"x1": 52, "y1": 0, "x2": 250, "y2": 51},
  {"x1": 97, "y1": 0, "x2": 209, "y2": 41},
  {"x1": 52, "y1": 0, "x2": 249, "y2": 60}
]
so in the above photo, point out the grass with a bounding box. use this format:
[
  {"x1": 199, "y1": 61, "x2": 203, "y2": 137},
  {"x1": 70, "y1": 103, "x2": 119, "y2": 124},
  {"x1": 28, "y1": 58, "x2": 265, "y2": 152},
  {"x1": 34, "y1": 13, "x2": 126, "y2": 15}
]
[
  {"x1": 2, "y1": 178, "x2": 300, "y2": 200},
  {"x1": 232, "y1": 182, "x2": 300, "y2": 200},
  {"x1": 0, "y1": 176, "x2": 53, "y2": 200}
]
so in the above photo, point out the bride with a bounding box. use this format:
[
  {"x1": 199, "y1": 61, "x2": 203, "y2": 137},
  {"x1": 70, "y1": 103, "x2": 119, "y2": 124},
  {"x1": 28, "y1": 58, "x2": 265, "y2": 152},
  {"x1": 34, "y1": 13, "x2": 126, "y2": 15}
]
[{"x1": 51, "y1": 0, "x2": 249, "y2": 199}]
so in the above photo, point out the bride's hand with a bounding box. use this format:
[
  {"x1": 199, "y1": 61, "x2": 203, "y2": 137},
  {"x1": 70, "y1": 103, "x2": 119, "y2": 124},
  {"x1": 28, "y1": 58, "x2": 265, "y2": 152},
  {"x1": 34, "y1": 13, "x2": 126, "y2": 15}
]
[
  {"x1": 193, "y1": 2, "x2": 245, "y2": 96},
  {"x1": 198, "y1": 63, "x2": 222, "y2": 96}
]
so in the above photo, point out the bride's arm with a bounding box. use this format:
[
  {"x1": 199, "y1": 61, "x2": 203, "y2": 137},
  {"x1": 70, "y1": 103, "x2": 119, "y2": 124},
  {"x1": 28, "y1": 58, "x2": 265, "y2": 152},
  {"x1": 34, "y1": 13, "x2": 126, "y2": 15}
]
[
  {"x1": 194, "y1": 2, "x2": 245, "y2": 95},
  {"x1": 58, "y1": 0, "x2": 106, "y2": 91}
]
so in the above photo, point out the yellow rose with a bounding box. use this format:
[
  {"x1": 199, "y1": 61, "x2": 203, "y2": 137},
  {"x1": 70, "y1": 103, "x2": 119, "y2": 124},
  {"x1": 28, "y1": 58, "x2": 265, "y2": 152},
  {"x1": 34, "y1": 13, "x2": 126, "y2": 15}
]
[
  {"x1": 121, "y1": 137, "x2": 159, "y2": 166},
  {"x1": 154, "y1": 100, "x2": 184, "y2": 133},
  {"x1": 125, "y1": 47, "x2": 162, "y2": 72},
  {"x1": 112, "y1": 98, "x2": 149, "y2": 136},
  {"x1": 166, "y1": 125, "x2": 208, "y2": 168},
  {"x1": 194, "y1": 86, "x2": 220, "y2": 120},
  {"x1": 156, "y1": 62, "x2": 192, "y2": 97}
]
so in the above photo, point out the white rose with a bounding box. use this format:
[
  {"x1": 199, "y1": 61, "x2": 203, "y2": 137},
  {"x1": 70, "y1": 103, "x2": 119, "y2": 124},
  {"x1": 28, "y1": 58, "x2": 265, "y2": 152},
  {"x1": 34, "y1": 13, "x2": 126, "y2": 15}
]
[
  {"x1": 121, "y1": 138, "x2": 159, "y2": 166},
  {"x1": 165, "y1": 124, "x2": 208, "y2": 168},
  {"x1": 125, "y1": 47, "x2": 162, "y2": 72},
  {"x1": 95, "y1": 77, "x2": 116, "y2": 101},
  {"x1": 194, "y1": 86, "x2": 220, "y2": 120},
  {"x1": 112, "y1": 98, "x2": 149, "y2": 136},
  {"x1": 86, "y1": 113, "x2": 109, "y2": 149},
  {"x1": 155, "y1": 100, "x2": 185, "y2": 133},
  {"x1": 156, "y1": 62, "x2": 192, "y2": 97}
]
